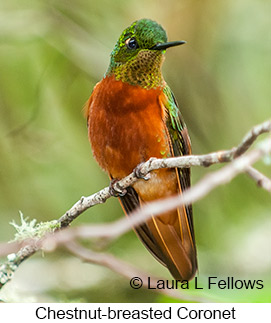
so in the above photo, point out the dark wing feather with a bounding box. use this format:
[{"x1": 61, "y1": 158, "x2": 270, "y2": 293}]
[
  {"x1": 119, "y1": 187, "x2": 167, "y2": 266},
  {"x1": 108, "y1": 173, "x2": 167, "y2": 265},
  {"x1": 163, "y1": 85, "x2": 197, "y2": 262}
]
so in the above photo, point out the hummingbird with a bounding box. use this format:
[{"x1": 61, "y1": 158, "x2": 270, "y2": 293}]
[{"x1": 85, "y1": 19, "x2": 197, "y2": 281}]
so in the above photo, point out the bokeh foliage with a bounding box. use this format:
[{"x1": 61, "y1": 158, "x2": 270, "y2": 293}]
[{"x1": 0, "y1": 0, "x2": 270, "y2": 302}]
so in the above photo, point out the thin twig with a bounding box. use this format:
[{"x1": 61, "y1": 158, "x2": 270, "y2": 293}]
[
  {"x1": 245, "y1": 166, "x2": 271, "y2": 192},
  {"x1": 65, "y1": 241, "x2": 210, "y2": 303},
  {"x1": 234, "y1": 120, "x2": 271, "y2": 157}
]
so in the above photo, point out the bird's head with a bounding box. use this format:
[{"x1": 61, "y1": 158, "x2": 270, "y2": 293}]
[{"x1": 107, "y1": 19, "x2": 186, "y2": 88}]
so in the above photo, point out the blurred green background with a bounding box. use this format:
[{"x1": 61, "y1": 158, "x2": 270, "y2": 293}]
[{"x1": 0, "y1": 0, "x2": 270, "y2": 302}]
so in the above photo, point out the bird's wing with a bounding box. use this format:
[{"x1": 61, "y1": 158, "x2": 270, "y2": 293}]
[
  {"x1": 119, "y1": 187, "x2": 168, "y2": 266},
  {"x1": 162, "y1": 85, "x2": 196, "y2": 248}
]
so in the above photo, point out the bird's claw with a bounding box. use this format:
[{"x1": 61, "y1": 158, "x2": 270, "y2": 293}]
[
  {"x1": 109, "y1": 178, "x2": 127, "y2": 197},
  {"x1": 133, "y1": 162, "x2": 151, "y2": 181}
]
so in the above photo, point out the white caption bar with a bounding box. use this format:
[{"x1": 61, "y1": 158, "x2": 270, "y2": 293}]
[{"x1": 0, "y1": 303, "x2": 270, "y2": 322}]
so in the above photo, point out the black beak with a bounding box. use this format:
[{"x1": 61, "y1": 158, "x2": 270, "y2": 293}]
[{"x1": 151, "y1": 40, "x2": 186, "y2": 50}]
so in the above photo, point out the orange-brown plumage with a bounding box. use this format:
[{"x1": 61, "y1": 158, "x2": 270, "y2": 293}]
[
  {"x1": 86, "y1": 76, "x2": 169, "y2": 178},
  {"x1": 86, "y1": 19, "x2": 197, "y2": 281},
  {"x1": 86, "y1": 75, "x2": 197, "y2": 281}
]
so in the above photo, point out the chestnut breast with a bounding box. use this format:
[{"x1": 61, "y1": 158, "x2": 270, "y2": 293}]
[{"x1": 87, "y1": 76, "x2": 171, "y2": 179}]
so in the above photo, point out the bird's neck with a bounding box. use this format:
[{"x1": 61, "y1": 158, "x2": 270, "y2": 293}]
[{"x1": 106, "y1": 50, "x2": 165, "y2": 89}]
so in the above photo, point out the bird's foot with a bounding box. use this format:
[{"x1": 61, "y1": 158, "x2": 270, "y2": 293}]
[
  {"x1": 133, "y1": 161, "x2": 152, "y2": 181},
  {"x1": 109, "y1": 178, "x2": 127, "y2": 197}
]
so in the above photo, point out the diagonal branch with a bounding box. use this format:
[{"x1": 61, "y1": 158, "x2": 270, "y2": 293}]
[
  {"x1": 234, "y1": 120, "x2": 271, "y2": 157},
  {"x1": 65, "y1": 241, "x2": 210, "y2": 302},
  {"x1": 40, "y1": 137, "x2": 271, "y2": 247},
  {"x1": 0, "y1": 120, "x2": 270, "y2": 294},
  {"x1": 58, "y1": 120, "x2": 271, "y2": 227}
]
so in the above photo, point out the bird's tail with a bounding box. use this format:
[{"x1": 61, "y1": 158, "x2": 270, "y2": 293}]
[
  {"x1": 120, "y1": 187, "x2": 197, "y2": 281},
  {"x1": 145, "y1": 208, "x2": 197, "y2": 281}
]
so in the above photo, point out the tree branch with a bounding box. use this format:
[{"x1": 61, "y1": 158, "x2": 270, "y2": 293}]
[
  {"x1": 58, "y1": 119, "x2": 271, "y2": 227},
  {"x1": 0, "y1": 120, "x2": 270, "y2": 296},
  {"x1": 39, "y1": 136, "x2": 271, "y2": 248}
]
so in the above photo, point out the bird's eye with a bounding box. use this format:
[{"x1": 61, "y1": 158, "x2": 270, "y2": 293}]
[{"x1": 125, "y1": 37, "x2": 138, "y2": 50}]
